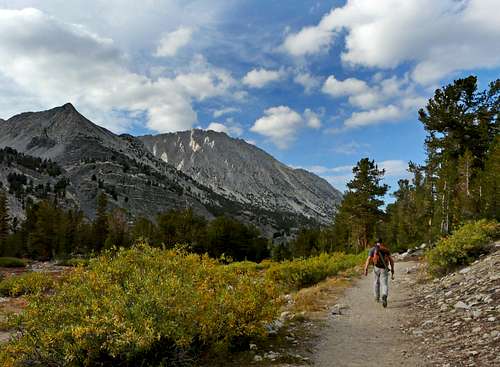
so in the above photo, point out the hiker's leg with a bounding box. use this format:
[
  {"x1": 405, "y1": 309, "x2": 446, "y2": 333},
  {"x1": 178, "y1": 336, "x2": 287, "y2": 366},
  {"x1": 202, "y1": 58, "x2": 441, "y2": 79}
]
[
  {"x1": 381, "y1": 269, "x2": 389, "y2": 298},
  {"x1": 373, "y1": 267, "x2": 381, "y2": 300}
]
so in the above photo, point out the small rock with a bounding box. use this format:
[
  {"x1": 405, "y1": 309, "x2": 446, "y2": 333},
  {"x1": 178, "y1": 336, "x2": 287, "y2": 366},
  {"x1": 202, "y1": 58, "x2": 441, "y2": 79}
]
[
  {"x1": 249, "y1": 343, "x2": 257, "y2": 351},
  {"x1": 459, "y1": 267, "x2": 471, "y2": 274},
  {"x1": 487, "y1": 317, "x2": 496, "y2": 322},
  {"x1": 253, "y1": 355, "x2": 263, "y2": 362},
  {"x1": 454, "y1": 301, "x2": 469, "y2": 310}
]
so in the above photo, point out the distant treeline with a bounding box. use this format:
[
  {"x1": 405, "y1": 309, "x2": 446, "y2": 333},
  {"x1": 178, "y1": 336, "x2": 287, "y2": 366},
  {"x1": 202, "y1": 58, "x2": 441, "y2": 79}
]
[{"x1": 0, "y1": 190, "x2": 270, "y2": 262}]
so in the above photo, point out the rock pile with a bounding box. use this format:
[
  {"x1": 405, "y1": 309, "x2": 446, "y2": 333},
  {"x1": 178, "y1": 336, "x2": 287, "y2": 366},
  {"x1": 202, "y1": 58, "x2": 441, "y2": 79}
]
[{"x1": 404, "y1": 245, "x2": 500, "y2": 366}]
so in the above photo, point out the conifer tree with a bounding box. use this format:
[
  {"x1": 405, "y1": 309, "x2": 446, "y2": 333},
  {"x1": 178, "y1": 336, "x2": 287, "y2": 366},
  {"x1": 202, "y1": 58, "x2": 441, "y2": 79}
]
[
  {"x1": 332, "y1": 158, "x2": 388, "y2": 252},
  {"x1": 0, "y1": 188, "x2": 10, "y2": 249},
  {"x1": 93, "y1": 192, "x2": 109, "y2": 252}
]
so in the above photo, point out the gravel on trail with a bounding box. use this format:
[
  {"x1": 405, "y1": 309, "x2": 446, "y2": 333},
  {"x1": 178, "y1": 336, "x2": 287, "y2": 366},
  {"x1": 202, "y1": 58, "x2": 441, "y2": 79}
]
[{"x1": 313, "y1": 261, "x2": 425, "y2": 367}]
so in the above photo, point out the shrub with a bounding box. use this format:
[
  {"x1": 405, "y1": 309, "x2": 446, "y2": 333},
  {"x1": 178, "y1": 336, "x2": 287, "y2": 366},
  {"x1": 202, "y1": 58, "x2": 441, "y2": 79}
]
[
  {"x1": 265, "y1": 252, "x2": 365, "y2": 291},
  {"x1": 0, "y1": 244, "x2": 280, "y2": 366},
  {"x1": 426, "y1": 219, "x2": 500, "y2": 276},
  {"x1": 0, "y1": 257, "x2": 26, "y2": 268},
  {"x1": 0, "y1": 272, "x2": 55, "y2": 297},
  {"x1": 56, "y1": 258, "x2": 89, "y2": 267}
]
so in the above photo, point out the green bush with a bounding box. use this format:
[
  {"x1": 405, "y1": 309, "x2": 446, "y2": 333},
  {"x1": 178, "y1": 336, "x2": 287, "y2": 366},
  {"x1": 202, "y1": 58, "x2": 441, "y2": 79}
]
[
  {"x1": 56, "y1": 258, "x2": 89, "y2": 267},
  {"x1": 0, "y1": 257, "x2": 26, "y2": 268},
  {"x1": 426, "y1": 219, "x2": 500, "y2": 276},
  {"x1": 0, "y1": 244, "x2": 280, "y2": 366},
  {"x1": 0, "y1": 271, "x2": 55, "y2": 297},
  {"x1": 265, "y1": 252, "x2": 365, "y2": 291}
]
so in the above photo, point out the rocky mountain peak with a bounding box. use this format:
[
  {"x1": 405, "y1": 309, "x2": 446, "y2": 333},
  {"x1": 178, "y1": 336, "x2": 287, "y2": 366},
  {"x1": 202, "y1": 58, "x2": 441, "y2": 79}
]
[{"x1": 139, "y1": 129, "x2": 342, "y2": 224}]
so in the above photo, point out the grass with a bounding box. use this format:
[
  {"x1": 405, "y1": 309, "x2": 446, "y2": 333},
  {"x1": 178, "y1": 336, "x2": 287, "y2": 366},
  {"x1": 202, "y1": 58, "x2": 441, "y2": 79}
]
[{"x1": 0, "y1": 257, "x2": 26, "y2": 268}]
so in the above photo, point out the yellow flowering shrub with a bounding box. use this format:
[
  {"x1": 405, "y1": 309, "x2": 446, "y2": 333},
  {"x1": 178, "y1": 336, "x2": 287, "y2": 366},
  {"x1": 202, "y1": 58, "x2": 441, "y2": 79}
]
[
  {"x1": 426, "y1": 219, "x2": 499, "y2": 276},
  {"x1": 0, "y1": 244, "x2": 280, "y2": 366},
  {"x1": 265, "y1": 252, "x2": 365, "y2": 291},
  {"x1": 0, "y1": 271, "x2": 55, "y2": 297},
  {"x1": 0, "y1": 245, "x2": 364, "y2": 366}
]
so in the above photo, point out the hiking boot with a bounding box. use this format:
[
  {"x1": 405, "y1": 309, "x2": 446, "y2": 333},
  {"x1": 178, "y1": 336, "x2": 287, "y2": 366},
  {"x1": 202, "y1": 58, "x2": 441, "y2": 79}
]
[
  {"x1": 382, "y1": 295, "x2": 387, "y2": 308},
  {"x1": 375, "y1": 297, "x2": 380, "y2": 303}
]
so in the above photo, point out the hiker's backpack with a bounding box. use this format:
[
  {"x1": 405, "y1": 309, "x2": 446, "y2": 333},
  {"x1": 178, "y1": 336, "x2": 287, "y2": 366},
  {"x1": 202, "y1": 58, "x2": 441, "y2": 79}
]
[{"x1": 372, "y1": 244, "x2": 390, "y2": 269}]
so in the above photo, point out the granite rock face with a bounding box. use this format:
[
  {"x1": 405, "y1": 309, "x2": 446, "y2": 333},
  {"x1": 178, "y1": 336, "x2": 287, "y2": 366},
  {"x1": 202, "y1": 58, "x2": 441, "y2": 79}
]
[{"x1": 140, "y1": 130, "x2": 342, "y2": 224}]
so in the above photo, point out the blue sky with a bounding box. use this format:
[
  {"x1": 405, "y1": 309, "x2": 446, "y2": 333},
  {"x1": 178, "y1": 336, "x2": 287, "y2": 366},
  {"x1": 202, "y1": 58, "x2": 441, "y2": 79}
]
[{"x1": 0, "y1": 0, "x2": 499, "y2": 199}]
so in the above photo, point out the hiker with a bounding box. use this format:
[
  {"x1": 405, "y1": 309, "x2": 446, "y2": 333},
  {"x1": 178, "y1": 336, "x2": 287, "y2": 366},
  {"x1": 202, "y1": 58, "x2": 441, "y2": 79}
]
[{"x1": 364, "y1": 238, "x2": 394, "y2": 308}]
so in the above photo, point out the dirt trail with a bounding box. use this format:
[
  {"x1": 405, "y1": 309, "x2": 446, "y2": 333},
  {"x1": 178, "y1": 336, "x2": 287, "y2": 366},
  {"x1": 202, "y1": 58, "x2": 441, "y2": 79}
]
[{"x1": 313, "y1": 261, "x2": 424, "y2": 367}]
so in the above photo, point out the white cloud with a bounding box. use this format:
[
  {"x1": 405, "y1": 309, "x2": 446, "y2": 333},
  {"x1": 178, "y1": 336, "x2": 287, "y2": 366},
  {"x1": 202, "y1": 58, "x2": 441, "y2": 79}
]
[
  {"x1": 0, "y1": 8, "x2": 237, "y2": 133},
  {"x1": 207, "y1": 122, "x2": 229, "y2": 134},
  {"x1": 322, "y1": 76, "x2": 369, "y2": 97},
  {"x1": 212, "y1": 107, "x2": 240, "y2": 118},
  {"x1": 323, "y1": 74, "x2": 423, "y2": 128},
  {"x1": 283, "y1": 0, "x2": 500, "y2": 84},
  {"x1": 345, "y1": 105, "x2": 401, "y2": 128},
  {"x1": 282, "y1": 24, "x2": 333, "y2": 56},
  {"x1": 174, "y1": 69, "x2": 235, "y2": 101},
  {"x1": 155, "y1": 26, "x2": 193, "y2": 57},
  {"x1": 333, "y1": 141, "x2": 368, "y2": 155},
  {"x1": 303, "y1": 108, "x2": 321, "y2": 129},
  {"x1": 242, "y1": 68, "x2": 284, "y2": 88},
  {"x1": 206, "y1": 119, "x2": 243, "y2": 137},
  {"x1": 250, "y1": 106, "x2": 303, "y2": 149},
  {"x1": 294, "y1": 72, "x2": 321, "y2": 93},
  {"x1": 379, "y1": 160, "x2": 410, "y2": 178}
]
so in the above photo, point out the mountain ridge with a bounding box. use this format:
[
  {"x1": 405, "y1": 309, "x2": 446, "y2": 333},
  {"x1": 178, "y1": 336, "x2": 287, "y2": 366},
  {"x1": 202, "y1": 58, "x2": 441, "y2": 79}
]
[{"x1": 0, "y1": 104, "x2": 341, "y2": 233}]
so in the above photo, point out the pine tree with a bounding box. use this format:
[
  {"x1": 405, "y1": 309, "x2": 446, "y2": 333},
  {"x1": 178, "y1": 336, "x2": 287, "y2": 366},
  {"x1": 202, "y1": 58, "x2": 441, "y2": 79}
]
[
  {"x1": 418, "y1": 76, "x2": 499, "y2": 235},
  {"x1": 333, "y1": 158, "x2": 388, "y2": 252},
  {"x1": 93, "y1": 192, "x2": 109, "y2": 252},
  {"x1": 0, "y1": 189, "x2": 10, "y2": 249}
]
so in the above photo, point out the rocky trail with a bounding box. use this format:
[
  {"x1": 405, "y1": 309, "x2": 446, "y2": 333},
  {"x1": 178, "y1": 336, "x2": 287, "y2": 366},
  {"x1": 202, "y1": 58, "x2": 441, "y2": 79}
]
[
  {"x1": 250, "y1": 246, "x2": 499, "y2": 367},
  {"x1": 313, "y1": 261, "x2": 424, "y2": 367}
]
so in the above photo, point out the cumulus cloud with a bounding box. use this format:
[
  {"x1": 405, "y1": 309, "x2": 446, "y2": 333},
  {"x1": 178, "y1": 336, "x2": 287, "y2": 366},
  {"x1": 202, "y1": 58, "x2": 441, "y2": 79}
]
[
  {"x1": 294, "y1": 72, "x2": 321, "y2": 93},
  {"x1": 322, "y1": 74, "x2": 423, "y2": 128},
  {"x1": 345, "y1": 105, "x2": 401, "y2": 128},
  {"x1": 155, "y1": 26, "x2": 193, "y2": 57},
  {"x1": 303, "y1": 108, "x2": 322, "y2": 129},
  {"x1": 212, "y1": 107, "x2": 240, "y2": 118},
  {"x1": 322, "y1": 76, "x2": 369, "y2": 97},
  {"x1": 250, "y1": 106, "x2": 303, "y2": 148},
  {"x1": 207, "y1": 122, "x2": 229, "y2": 134},
  {"x1": 283, "y1": 0, "x2": 500, "y2": 84},
  {"x1": 282, "y1": 24, "x2": 333, "y2": 56},
  {"x1": 242, "y1": 68, "x2": 284, "y2": 88},
  {"x1": 206, "y1": 119, "x2": 243, "y2": 137},
  {"x1": 251, "y1": 106, "x2": 325, "y2": 148},
  {"x1": 0, "y1": 8, "x2": 237, "y2": 133}
]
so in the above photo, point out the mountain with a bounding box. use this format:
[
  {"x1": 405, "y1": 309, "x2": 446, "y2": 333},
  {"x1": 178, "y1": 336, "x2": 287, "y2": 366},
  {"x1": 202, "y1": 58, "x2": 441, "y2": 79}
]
[
  {"x1": 0, "y1": 104, "x2": 341, "y2": 234},
  {"x1": 139, "y1": 130, "x2": 342, "y2": 223}
]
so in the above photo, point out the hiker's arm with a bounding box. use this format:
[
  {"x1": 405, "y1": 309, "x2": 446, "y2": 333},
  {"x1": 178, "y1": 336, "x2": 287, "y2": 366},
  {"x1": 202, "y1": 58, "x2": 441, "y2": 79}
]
[{"x1": 363, "y1": 256, "x2": 371, "y2": 276}]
